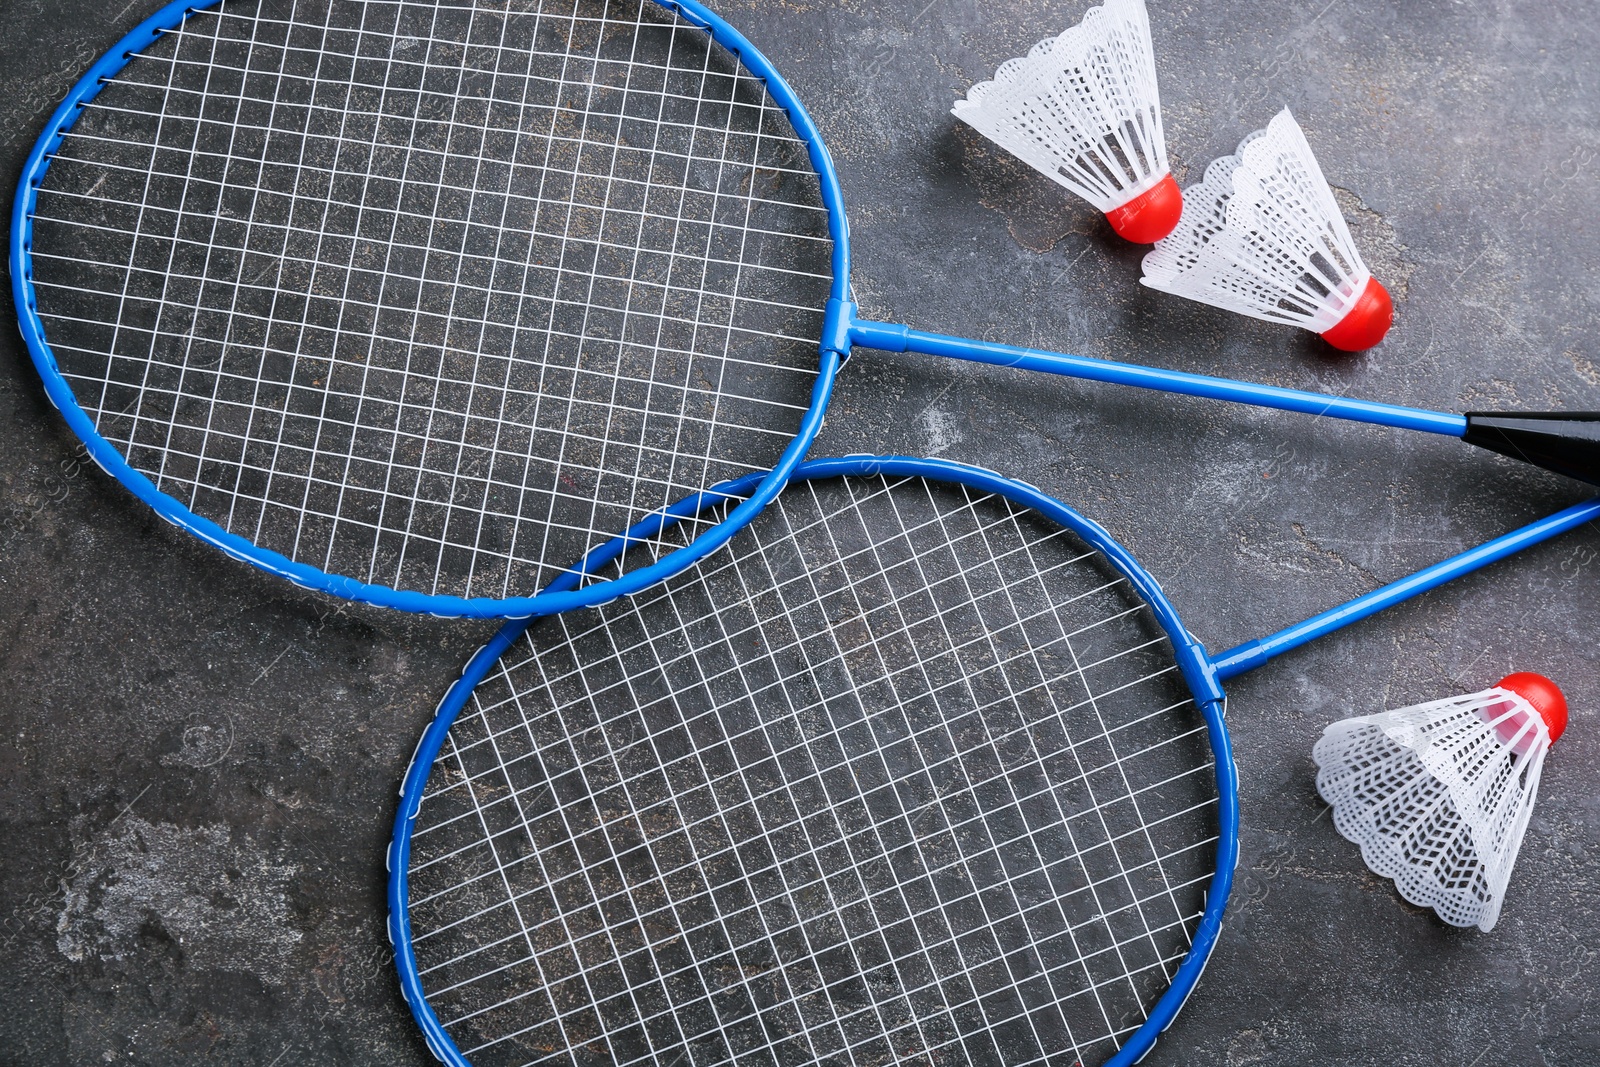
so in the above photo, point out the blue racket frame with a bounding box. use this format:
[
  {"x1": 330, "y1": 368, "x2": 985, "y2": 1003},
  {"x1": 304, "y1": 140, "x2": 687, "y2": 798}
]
[
  {"x1": 10, "y1": 0, "x2": 853, "y2": 618},
  {"x1": 16, "y1": 0, "x2": 1530, "y2": 620},
  {"x1": 387, "y1": 453, "x2": 1600, "y2": 1067}
]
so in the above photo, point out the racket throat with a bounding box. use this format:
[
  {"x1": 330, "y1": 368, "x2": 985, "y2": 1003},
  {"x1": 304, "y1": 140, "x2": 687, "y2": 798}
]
[
  {"x1": 822, "y1": 297, "x2": 864, "y2": 358},
  {"x1": 1175, "y1": 633, "x2": 1226, "y2": 705},
  {"x1": 1464, "y1": 412, "x2": 1600, "y2": 487}
]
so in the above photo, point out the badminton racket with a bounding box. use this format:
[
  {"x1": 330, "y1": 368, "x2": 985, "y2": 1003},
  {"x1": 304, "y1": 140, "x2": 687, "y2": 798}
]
[
  {"x1": 388, "y1": 454, "x2": 1598, "y2": 1067},
  {"x1": 15, "y1": 0, "x2": 1597, "y2": 618}
]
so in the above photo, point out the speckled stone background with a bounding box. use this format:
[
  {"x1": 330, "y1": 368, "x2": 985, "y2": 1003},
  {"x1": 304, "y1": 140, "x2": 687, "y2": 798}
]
[{"x1": 2, "y1": 1, "x2": 1597, "y2": 1064}]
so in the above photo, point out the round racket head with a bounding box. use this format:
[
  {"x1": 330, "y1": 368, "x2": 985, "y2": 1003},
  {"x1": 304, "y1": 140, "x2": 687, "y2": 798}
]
[
  {"x1": 390, "y1": 455, "x2": 1238, "y2": 1067},
  {"x1": 12, "y1": 0, "x2": 847, "y2": 616}
]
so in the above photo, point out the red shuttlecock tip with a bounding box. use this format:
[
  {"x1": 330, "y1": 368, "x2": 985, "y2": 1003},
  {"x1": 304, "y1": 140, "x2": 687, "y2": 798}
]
[
  {"x1": 1495, "y1": 671, "x2": 1568, "y2": 744},
  {"x1": 1318, "y1": 276, "x2": 1393, "y2": 352},
  {"x1": 1104, "y1": 172, "x2": 1183, "y2": 244}
]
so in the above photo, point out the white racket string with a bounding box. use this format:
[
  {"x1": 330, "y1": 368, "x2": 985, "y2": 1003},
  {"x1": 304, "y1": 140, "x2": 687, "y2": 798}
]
[
  {"x1": 27, "y1": 0, "x2": 834, "y2": 601},
  {"x1": 405, "y1": 473, "x2": 1218, "y2": 1067}
]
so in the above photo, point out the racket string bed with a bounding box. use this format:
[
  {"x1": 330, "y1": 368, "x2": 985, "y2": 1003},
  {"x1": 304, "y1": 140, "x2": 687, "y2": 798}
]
[
  {"x1": 404, "y1": 474, "x2": 1218, "y2": 1067},
  {"x1": 26, "y1": 0, "x2": 834, "y2": 602}
]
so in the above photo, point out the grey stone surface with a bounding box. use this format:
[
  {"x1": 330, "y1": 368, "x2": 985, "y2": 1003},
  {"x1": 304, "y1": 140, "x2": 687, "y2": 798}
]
[{"x1": 2, "y1": 0, "x2": 1597, "y2": 1064}]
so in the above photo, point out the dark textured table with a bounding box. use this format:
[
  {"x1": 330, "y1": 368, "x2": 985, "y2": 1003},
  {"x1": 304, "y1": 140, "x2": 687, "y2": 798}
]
[{"x1": 3, "y1": 1, "x2": 1597, "y2": 1064}]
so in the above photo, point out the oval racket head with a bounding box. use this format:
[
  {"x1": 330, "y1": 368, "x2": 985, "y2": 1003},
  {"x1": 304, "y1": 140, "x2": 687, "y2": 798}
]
[
  {"x1": 12, "y1": 0, "x2": 848, "y2": 616},
  {"x1": 389, "y1": 455, "x2": 1238, "y2": 1067}
]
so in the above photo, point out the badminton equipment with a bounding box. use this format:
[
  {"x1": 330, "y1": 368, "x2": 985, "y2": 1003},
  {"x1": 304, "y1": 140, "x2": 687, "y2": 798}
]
[
  {"x1": 16, "y1": 1, "x2": 1597, "y2": 618},
  {"x1": 388, "y1": 454, "x2": 1599, "y2": 1067},
  {"x1": 1142, "y1": 109, "x2": 1393, "y2": 351},
  {"x1": 952, "y1": 0, "x2": 1182, "y2": 243},
  {"x1": 1313, "y1": 672, "x2": 1567, "y2": 932}
]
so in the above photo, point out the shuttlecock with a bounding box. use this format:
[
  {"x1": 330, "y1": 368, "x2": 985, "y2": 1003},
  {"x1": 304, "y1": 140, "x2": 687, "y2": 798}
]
[
  {"x1": 1312, "y1": 672, "x2": 1568, "y2": 931},
  {"x1": 952, "y1": 0, "x2": 1183, "y2": 243},
  {"x1": 1141, "y1": 108, "x2": 1393, "y2": 351}
]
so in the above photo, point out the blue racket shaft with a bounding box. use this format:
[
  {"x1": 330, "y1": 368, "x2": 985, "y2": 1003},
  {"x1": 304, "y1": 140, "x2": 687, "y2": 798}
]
[{"x1": 844, "y1": 315, "x2": 1464, "y2": 437}]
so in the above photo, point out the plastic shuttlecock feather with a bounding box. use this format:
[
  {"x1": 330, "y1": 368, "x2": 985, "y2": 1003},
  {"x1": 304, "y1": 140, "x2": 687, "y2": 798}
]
[
  {"x1": 1141, "y1": 108, "x2": 1393, "y2": 350},
  {"x1": 1312, "y1": 672, "x2": 1567, "y2": 931},
  {"x1": 952, "y1": 0, "x2": 1182, "y2": 243}
]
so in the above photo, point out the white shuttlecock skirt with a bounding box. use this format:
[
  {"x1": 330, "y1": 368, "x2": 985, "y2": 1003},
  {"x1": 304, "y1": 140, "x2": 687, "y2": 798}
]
[
  {"x1": 953, "y1": 0, "x2": 1169, "y2": 212},
  {"x1": 1312, "y1": 688, "x2": 1550, "y2": 932},
  {"x1": 1142, "y1": 108, "x2": 1370, "y2": 332}
]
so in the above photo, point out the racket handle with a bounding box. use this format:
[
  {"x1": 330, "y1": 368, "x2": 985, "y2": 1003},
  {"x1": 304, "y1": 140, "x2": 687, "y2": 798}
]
[
  {"x1": 846, "y1": 317, "x2": 1467, "y2": 437},
  {"x1": 1464, "y1": 412, "x2": 1600, "y2": 488}
]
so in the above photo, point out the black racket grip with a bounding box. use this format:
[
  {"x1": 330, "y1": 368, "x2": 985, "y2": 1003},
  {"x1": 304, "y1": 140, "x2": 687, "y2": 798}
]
[{"x1": 1464, "y1": 412, "x2": 1600, "y2": 487}]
